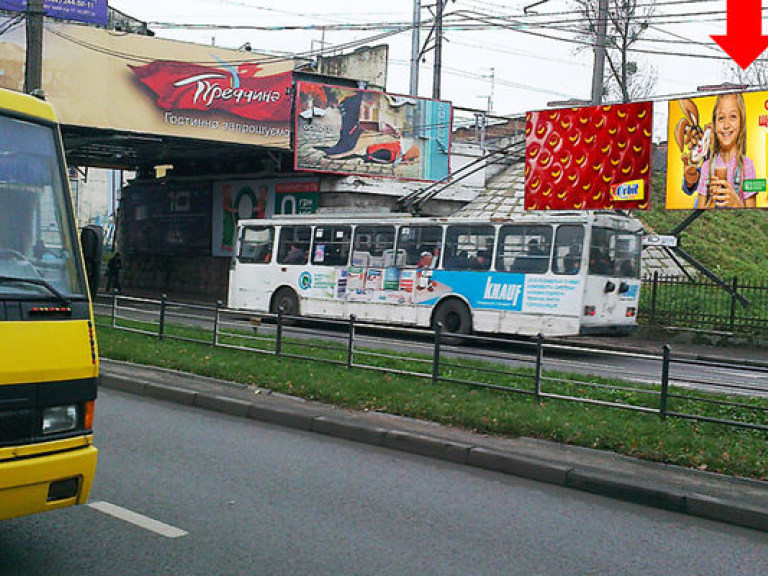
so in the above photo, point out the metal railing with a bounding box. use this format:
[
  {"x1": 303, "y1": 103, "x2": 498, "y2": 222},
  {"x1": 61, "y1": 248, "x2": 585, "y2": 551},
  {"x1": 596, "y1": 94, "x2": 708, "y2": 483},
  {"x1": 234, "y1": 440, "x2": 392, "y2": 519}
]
[
  {"x1": 641, "y1": 272, "x2": 768, "y2": 338},
  {"x1": 95, "y1": 293, "x2": 768, "y2": 433}
]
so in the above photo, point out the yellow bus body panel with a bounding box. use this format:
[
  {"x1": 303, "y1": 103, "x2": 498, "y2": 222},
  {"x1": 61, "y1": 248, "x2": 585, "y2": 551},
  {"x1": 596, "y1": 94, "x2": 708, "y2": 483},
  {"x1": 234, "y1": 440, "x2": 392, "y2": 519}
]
[
  {"x1": 0, "y1": 320, "x2": 98, "y2": 385},
  {"x1": 0, "y1": 437, "x2": 97, "y2": 521},
  {"x1": 0, "y1": 88, "x2": 56, "y2": 121}
]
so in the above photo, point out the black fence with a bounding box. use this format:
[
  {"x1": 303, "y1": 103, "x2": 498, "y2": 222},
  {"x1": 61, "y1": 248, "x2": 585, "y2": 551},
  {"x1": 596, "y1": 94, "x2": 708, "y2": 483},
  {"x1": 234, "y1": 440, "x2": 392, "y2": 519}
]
[
  {"x1": 641, "y1": 272, "x2": 768, "y2": 339},
  {"x1": 95, "y1": 293, "x2": 768, "y2": 434}
]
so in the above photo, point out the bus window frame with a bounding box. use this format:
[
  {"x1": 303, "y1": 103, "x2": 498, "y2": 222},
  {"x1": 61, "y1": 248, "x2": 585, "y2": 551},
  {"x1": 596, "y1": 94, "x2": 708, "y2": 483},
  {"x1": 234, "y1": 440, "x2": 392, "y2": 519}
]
[
  {"x1": 552, "y1": 224, "x2": 585, "y2": 276},
  {"x1": 0, "y1": 112, "x2": 89, "y2": 299},
  {"x1": 444, "y1": 224, "x2": 495, "y2": 271},
  {"x1": 497, "y1": 224, "x2": 553, "y2": 274},
  {"x1": 311, "y1": 225, "x2": 352, "y2": 267},
  {"x1": 398, "y1": 225, "x2": 443, "y2": 269},
  {"x1": 238, "y1": 225, "x2": 274, "y2": 264},
  {"x1": 276, "y1": 225, "x2": 311, "y2": 265}
]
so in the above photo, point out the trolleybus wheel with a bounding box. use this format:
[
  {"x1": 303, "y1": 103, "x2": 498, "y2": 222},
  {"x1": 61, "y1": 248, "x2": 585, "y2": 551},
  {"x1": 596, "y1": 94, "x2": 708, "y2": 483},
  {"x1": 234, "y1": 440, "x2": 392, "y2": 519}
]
[
  {"x1": 271, "y1": 287, "x2": 300, "y2": 319},
  {"x1": 432, "y1": 299, "x2": 472, "y2": 337}
]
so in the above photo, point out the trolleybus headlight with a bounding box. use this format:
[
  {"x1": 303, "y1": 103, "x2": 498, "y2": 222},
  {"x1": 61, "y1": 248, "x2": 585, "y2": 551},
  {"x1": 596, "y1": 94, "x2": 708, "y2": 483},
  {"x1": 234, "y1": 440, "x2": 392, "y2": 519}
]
[{"x1": 42, "y1": 405, "x2": 79, "y2": 435}]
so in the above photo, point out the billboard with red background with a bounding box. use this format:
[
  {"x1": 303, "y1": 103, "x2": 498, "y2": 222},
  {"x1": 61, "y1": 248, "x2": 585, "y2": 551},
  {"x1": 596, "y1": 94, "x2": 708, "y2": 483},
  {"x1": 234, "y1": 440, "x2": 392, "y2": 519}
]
[{"x1": 525, "y1": 102, "x2": 652, "y2": 210}]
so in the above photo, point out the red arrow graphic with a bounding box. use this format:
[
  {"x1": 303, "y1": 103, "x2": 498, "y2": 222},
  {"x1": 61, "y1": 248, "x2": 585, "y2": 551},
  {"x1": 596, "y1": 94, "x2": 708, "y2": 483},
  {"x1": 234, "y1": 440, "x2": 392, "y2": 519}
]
[{"x1": 711, "y1": 0, "x2": 768, "y2": 70}]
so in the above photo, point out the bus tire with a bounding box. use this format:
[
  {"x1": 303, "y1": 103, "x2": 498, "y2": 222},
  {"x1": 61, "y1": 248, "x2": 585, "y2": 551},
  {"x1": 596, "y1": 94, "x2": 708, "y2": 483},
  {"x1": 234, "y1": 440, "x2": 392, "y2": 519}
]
[
  {"x1": 432, "y1": 299, "x2": 472, "y2": 337},
  {"x1": 271, "y1": 287, "x2": 300, "y2": 319}
]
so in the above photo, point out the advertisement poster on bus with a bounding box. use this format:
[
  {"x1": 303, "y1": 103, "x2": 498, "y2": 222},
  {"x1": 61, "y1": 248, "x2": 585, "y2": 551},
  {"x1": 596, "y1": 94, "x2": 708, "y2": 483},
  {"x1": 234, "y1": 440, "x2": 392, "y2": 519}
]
[
  {"x1": 525, "y1": 102, "x2": 652, "y2": 210},
  {"x1": 666, "y1": 91, "x2": 768, "y2": 209},
  {"x1": 294, "y1": 81, "x2": 452, "y2": 182},
  {"x1": 0, "y1": 0, "x2": 107, "y2": 26},
  {"x1": 212, "y1": 178, "x2": 319, "y2": 257},
  {"x1": 0, "y1": 17, "x2": 295, "y2": 149},
  {"x1": 299, "y1": 266, "x2": 582, "y2": 317}
]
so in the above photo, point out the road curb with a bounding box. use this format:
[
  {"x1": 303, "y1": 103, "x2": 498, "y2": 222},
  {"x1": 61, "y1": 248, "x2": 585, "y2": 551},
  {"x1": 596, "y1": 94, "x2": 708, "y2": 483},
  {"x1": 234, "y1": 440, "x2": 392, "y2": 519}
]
[{"x1": 100, "y1": 367, "x2": 768, "y2": 533}]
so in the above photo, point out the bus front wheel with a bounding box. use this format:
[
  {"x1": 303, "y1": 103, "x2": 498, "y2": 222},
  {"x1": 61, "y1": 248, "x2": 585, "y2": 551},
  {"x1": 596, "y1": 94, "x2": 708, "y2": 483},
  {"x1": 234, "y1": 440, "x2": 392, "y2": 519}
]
[
  {"x1": 432, "y1": 299, "x2": 472, "y2": 336},
  {"x1": 271, "y1": 287, "x2": 300, "y2": 319}
]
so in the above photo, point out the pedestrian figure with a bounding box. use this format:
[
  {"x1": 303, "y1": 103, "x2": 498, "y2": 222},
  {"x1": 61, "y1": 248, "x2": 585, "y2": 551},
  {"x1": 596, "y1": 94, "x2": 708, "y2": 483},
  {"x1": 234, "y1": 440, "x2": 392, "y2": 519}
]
[{"x1": 106, "y1": 252, "x2": 122, "y2": 293}]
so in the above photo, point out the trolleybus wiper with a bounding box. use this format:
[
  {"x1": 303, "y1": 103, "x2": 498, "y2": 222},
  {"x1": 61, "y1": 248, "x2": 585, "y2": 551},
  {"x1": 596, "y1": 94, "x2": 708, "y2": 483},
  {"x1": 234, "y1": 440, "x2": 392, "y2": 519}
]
[{"x1": 0, "y1": 275, "x2": 71, "y2": 305}]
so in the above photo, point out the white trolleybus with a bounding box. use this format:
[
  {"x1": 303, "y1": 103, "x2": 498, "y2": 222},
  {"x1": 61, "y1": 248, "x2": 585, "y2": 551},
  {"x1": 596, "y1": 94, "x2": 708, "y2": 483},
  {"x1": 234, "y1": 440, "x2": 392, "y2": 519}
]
[{"x1": 227, "y1": 212, "x2": 643, "y2": 337}]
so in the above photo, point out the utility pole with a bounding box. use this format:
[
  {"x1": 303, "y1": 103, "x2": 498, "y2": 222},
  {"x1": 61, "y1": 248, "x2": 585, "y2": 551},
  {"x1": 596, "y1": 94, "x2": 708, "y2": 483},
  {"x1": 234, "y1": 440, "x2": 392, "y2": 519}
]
[
  {"x1": 410, "y1": 0, "x2": 421, "y2": 96},
  {"x1": 432, "y1": 0, "x2": 445, "y2": 100},
  {"x1": 24, "y1": 0, "x2": 44, "y2": 95},
  {"x1": 590, "y1": 0, "x2": 608, "y2": 105}
]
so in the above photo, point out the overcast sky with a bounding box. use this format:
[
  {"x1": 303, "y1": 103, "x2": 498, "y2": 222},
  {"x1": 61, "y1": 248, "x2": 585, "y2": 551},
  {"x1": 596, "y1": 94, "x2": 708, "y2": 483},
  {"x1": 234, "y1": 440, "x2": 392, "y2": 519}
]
[{"x1": 108, "y1": 0, "x2": 735, "y2": 134}]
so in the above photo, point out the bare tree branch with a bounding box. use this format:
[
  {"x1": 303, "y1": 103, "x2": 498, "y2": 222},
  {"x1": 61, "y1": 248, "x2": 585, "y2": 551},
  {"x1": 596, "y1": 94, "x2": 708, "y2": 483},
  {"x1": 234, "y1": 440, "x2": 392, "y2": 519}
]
[{"x1": 569, "y1": 0, "x2": 657, "y2": 102}]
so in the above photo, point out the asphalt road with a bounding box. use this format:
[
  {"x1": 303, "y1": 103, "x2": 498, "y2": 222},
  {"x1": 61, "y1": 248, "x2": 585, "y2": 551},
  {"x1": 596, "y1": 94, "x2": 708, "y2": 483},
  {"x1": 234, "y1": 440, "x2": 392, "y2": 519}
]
[{"x1": 2, "y1": 389, "x2": 768, "y2": 576}]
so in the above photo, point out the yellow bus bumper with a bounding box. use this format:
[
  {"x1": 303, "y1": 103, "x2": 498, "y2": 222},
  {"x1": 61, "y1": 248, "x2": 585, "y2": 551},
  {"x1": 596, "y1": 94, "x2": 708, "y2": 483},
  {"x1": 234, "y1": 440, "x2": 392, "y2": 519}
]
[{"x1": 0, "y1": 438, "x2": 98, "y2": 521}]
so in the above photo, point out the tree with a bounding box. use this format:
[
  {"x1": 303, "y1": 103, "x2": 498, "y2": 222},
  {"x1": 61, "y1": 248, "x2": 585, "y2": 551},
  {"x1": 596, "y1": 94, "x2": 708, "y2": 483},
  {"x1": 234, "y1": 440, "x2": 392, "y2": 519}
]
[
  {"x1": 726, "y1": 61, "x2": 768, "y2": 90},
  {"x1": 570, "y1": 0, "x2": 658, "y2": 103}
]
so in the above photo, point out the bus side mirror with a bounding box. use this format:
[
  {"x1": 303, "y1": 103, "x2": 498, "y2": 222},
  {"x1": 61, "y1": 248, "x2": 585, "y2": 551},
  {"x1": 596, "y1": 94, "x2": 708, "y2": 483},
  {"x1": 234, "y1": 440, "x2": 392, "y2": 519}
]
[
  {"x1": 603, "y1": 281, "x2": 616, "y2": 294},
  {"x1": 79, "y1": 224, "x2": 103, "y2": 298},
  {"x1": 618, "y1": 281, "x2": 630, "y2": 294}
]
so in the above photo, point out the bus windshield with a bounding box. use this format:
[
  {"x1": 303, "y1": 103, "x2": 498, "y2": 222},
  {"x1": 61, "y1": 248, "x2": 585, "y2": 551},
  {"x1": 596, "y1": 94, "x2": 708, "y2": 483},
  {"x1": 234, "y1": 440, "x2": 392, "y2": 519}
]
[{"x1": 0, "y1": 114, "x2": 87, "y2": 299}]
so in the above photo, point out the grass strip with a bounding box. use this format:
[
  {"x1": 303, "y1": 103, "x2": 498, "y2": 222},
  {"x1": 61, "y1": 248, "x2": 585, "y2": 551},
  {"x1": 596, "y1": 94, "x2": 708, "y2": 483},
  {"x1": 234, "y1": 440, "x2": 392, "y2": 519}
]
[{"x1": 96, "y1": 321, "x2": 768, "y2": 480}]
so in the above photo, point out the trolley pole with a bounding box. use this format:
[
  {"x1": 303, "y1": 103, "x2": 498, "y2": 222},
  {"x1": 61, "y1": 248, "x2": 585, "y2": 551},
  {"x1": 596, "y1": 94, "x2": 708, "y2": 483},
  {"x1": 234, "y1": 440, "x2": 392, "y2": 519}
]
[{"x1": 24, "y1": 0, "x2": 45, "y2": 95}]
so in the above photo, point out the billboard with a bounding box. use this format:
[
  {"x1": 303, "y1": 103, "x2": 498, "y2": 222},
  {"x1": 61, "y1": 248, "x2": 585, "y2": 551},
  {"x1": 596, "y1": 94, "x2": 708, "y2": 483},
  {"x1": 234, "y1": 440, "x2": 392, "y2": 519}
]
[
  {"x1": 525, "y1": 102, "x2": 652, "y2": 210},
  {"x1": 294, "y1": 81, "x2": 451, "y2": 182},
  {"x1": 0, "y1": 18, "x2": 294, "y2": 148},
  {"x1": 121, "y1": 183, "x2": 212, "y2": 256},
  {"x1": 667, "y1": 92, "x2": 768, "y2": 209},
  {"x1": 212, "y1": 178, "x2": 319, "y2": 257},
  {"x1": 0, "y1": 0, "x2": 107, "y2": 26}
]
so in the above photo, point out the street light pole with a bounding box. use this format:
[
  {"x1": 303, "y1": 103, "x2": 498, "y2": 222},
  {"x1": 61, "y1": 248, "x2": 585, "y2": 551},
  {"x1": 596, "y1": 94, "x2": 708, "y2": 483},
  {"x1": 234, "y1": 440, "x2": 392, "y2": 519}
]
[
  {"x1": 432, "y1": 0, "x2": 445, "y2": 100},
  {"x1": 410, "y1": 0, "x2": 421, "y2": 96},
  {"x1": 24, "y1": 0, "x2": 44, "y2": 95},
  {"x1": 590, "y1": 0, "x2": 608, "y2": 105}
]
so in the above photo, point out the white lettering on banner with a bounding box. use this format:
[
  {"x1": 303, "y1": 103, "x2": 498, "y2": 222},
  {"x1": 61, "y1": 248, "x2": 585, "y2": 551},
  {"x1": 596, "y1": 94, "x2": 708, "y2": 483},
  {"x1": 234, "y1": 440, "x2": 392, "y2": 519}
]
[
  {"x1": 483, "y1": 277, "x2": 522, "y2": 305},
  {"x1": 162, "y1": 113, "x2": 289, "y2": 137},
  {"x1": 186, "y1": 80, "x2": 282, "y2": 108}
]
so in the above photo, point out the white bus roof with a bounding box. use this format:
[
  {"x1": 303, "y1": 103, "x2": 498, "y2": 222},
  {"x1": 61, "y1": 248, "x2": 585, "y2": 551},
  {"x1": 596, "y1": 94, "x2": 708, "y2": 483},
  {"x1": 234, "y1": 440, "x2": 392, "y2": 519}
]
[{"x1": 238, "y1": 211, "x2": 644, "y2": 231}]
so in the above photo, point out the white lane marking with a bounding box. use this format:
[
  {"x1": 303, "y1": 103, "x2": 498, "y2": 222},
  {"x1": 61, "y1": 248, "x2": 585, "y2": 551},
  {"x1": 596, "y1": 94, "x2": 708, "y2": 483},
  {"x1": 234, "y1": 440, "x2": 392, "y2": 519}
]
[{"x1": 88, "y1": 501, "x2": 188, "y2": 539}]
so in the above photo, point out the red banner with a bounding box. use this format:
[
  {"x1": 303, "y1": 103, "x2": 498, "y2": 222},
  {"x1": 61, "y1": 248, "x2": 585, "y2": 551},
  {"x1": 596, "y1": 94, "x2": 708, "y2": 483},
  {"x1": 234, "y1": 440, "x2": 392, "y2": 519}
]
[{"x1": 130, "y1": 61, "x2": 293, "y2": 123}]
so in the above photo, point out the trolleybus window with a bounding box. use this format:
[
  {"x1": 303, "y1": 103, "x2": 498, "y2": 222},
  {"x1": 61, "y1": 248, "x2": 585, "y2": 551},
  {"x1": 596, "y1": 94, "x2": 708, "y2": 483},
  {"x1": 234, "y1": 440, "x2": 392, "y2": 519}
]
[
  {"x1": 398, "y1": 225, "x2": 442, "y2": 268},
  {"x1": 277, "y1": 225, "x2": 311, "y2": 265},
  {"x1": 498, "y1": 225, "x2": 552, "y2": 274},
  {"x1": 553, "y1": 225, "x2": 585, "y2": 275},
  {"x1": 312, "y1": 225, "x2": 351, "y2": 266},
  {"x1": 444, "y1": 224, "x2": 494, "y2": 271},
  {"x1": 352, "y1": 225, "x2": 396, "y2": 267},
  {"x1": 589, "y1": 227, "x2": 641, "y2": 277},
  {"x1": 239, "y1": 226, "x2": 274, "y2": 263}
]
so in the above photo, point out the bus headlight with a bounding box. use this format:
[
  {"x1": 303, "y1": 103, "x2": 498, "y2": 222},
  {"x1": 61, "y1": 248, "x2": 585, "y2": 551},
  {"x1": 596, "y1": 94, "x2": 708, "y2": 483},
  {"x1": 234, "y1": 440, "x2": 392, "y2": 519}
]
[{"x1": 42, "y1": 405, "x2": 79, "y2": 435}]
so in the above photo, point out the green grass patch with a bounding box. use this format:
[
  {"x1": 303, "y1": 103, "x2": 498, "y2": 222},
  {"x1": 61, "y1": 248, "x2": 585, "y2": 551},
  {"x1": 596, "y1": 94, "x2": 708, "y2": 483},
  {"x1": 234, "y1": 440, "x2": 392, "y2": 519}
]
[{"x1": 97, "y1": 321, "x2": 768, "y2": 481}]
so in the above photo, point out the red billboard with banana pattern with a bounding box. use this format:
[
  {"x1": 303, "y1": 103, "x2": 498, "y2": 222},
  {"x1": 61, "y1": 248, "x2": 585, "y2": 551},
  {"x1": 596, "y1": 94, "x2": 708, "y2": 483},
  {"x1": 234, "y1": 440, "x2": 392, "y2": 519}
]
[{"x1": 525, "y1": 102, "x2": 653, "y2": 210}]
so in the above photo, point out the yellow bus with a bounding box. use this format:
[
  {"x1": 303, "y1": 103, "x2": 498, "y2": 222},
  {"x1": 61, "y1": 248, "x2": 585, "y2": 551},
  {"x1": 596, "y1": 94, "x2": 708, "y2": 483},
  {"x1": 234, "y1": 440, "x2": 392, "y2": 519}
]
[{"x1": 0, "y1": 88, "x2": 98, "y2": 520}]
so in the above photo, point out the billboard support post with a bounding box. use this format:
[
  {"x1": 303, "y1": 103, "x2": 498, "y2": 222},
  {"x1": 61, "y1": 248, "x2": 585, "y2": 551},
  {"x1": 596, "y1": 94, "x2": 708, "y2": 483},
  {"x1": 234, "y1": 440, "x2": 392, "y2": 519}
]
[{"x1": 24, "y1": 0, "x2": 44, "y2": 95}]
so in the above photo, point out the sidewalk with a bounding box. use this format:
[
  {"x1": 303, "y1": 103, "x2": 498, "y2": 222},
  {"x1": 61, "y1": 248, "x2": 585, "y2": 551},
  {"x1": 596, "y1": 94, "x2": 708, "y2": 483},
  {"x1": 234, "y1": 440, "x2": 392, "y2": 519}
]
[{"x1": 100, "y1": 355, "x2": 768, "y2": 533}]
